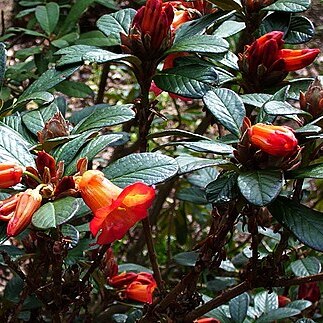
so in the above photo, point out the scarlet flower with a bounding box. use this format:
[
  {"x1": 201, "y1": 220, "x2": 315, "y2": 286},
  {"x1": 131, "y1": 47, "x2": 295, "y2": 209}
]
[
  {"x1": 7, "y1": 189, "x2": 42, "y2": 237},
  {"x1": 124, "y1": 272, "x2": 157, "y2": 304},
  {"x1": 0, "y1": 162, "x2": 24, "y2": 188},
  {"x1": 298, "y1": 282, "x2": 320, "y2": 303},
  {"x1": 77, "y1": 170, "x2": 155, "y2": 245},
  {"x1": 194, "y1": 318, "x2": 221, "y2": 323},
  {"x1": 248, "y1": 123, "x2": 299, "y2": 157},
  {"x1": 239, "y1": 31, "x2": 320, "y2": 89},
  {"x1": 109, "y1": 272, "x2": 139, "y2": 288}
]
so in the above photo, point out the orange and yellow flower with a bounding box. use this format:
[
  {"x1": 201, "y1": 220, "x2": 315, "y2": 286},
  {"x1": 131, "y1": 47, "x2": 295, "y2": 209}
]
[
  {"x1": 248, "y1": 123, "x2": 299, "y2": 157},
  {"x1": 0, "y1": 162, "x2": 24, "y2": 188},
  {"x1": 6, "y1": 189, "x2": 42, "y2": 237},
  {"x1": 77, "y1": 170, "x2": 155, "y2": 245}
]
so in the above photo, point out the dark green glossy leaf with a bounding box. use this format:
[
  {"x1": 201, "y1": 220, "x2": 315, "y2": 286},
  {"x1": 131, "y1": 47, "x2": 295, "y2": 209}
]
[
  {"x1": 264, "y1": 100, "x2": 310, "y2": 116},
  {"x1": 15, "y1": 91, "x2": 54, "y2": 107},
  {"x1": 71, "y1": 104, "x2": 135, "y2": 134},
  {"x1": 288, "y1": 163, "x2": 323, "y2": 179},
  {"x1": 22, "y1": 102, "x2": 59, "y2": 135},
  {"x1": 22, "y1": 67, "x2": 79, "y2": 96},
  {"x1": 284, "y1": 16, "x2": 314, "y2": 43},
  {"x1": 269, "y1": 197, "x2": 323, "y2": 251},
  {"x1": 203, "y1": 89, "x2": 245, "y2": 137},
  {"x1": 258, "y1": 12, "x2": 291, "y2": 37},
  {"x1": 59, "y1": 0, "x2": 95, "y2": 36},
  {"x1": 254, "y1": 291, "x2": 278, "y2": 315},
  {"x1": 206, "y1": 172, "x2": 238, "y2": 204},
  {"x1": 256, "y1": 308, "x2": 300, "y2": 322},
  {"x1": 238, "y1": 170, "x2": 283, "y2": 206},
  {"x1": 166, "y1": 140, "x2": 234, "y2": 154},
  {"x1": 173, "y1": 251, "x2": 198, "y2": 267},
  {"x1": 286, "y1": 300, "x2": 312, "y2": 311},
  {"x1": 262, "y1": 0, "x2": 310, "y2": 12},
  {"x1": 35, "y1": 2, "x2": 59, "y2": 35},
  {"x1": 241, "y1": 93, "x2": 272, "y2": 108},
  {"x1": 208, "y1": 0, "x2": 242, "y2": 10},
  {"x1": 229, "y1": 293, "x2": 249, "y2": 323},
  {"x1": 167, "y1": 35, "x2": 229, "y2": 55},
  {"x1": 61, "y1": 224, "x2": 79, "y2": 248},
  {"x1": 174, "y1": 11, "x2": 235, "y2": 42},
  {"x1": 0, "y1": 42, "x2": 6, "y2": 86},
  {"x1": 213, "y1": 21, "x2": 245, "y2": 38},
  {"x1": 32, "y1": 197, "x2": 81, "y2": 229},
  {"x1": 97, "y1": 8, "x2": 136, "y2": 44},
  {"x1": 55, "y1": 80, "x2": 94, "y2": 98},
  {"x1": 177, "y1": 187, "x2": 208, "y2": 204},
  {"x1": 290, "y1": 257, "x2": 321, "y2": 276},
  {"x1": 0, "y1": 124, "x2": 35, "y2": 166},
  {"x1": 118, "y1": 263, "x2": 153, "y2": 274},
  {"x1": 65, "y1": 133, "x2": 124, "y2": 175},
  {"x1": 103, "y1": 152, "x2": 178, "y2": 187},
  {"x1": 154, "y1": 64, "x2": 218, "y2": 99}
]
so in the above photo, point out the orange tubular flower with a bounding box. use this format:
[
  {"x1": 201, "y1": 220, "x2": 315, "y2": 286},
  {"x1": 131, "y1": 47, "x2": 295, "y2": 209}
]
[
  {"x1": 0, "y1": 194, "x2": 21, "y2": 221},
  {"x1": 124, "y1": 272, "x2": 157, "y2": 304},
  {"x1": 239, "y1": 31, "x2": 320, "y2": 89},
  {"x1": 109, "y1": 272, "x2": 138, "y2": 288},
  {"x1": 248, "y1": 124, "x2": 299, "y2": 157},
  {"x1": 194, "y1": 318, "x2": 221, "y2": 323},
  {"x1": 7, "y1": 189, "x2": 42, "y2": 237},
  {"x1": 278, "y1": 295, "x2": 291, "y2": 307},
  {"x1": 0, "y1": 162, "x2": 24, "y2": 188},
  {"x1": 77, "y1": 170, "x2": 155, "y2": 245}
]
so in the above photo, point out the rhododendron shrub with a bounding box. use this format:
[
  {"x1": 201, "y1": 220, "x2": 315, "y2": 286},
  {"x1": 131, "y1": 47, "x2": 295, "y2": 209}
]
[{"x1": 0, "y1": 0, "x2": 322, "y2": 321}]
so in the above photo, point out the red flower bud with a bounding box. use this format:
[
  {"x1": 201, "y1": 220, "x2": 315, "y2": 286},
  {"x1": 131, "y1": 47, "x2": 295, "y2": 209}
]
[
  {"x1": 0, "y1": 162, "x2": 24, "y2": 188},
  {"x1": 7, "y1": 189, "x2": 42, "y2": 237},
  {"x1": 194, "y1": 319, "x2": 221, "y2": 323},
  {"x1": 298, "y1": 282, "x2": 320, "y2": 303},
  {"x1": 278, "y1": 295, "x2": 291, "y2": 307},
  {"x1": 239, "y1": 31, "x2": 320, "y2": 89},
  {"x1": 36, "y1": 151, "x2": 57, "y2": 180},
  {"x1": 248, "y1": 123, "x2": 299, "y2": 157},
  {"x1": 0, "y1": 194, "x2": 21, "y2": 221},
  {"x1": 300, "y1": 77, "x2": 323, "y2": 118}
]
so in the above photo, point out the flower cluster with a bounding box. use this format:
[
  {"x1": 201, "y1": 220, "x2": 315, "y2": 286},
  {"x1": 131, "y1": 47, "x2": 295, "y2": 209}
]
[
  {"x1": 238, "y1": 31, "x2": 320, "y2": 90},
  {"x1": 109, "y1": 271, "x2": 157, "y2": 304}
]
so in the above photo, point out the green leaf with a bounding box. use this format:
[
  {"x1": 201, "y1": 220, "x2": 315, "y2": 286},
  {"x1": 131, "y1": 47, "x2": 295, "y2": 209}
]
[
  {"x1": 71, "y1": 104, "x2": 135, "y2": 134},
  {"x1": 206, "y1": 172, "x2": 238, "y2": 204},
  {"x1": 32, "y1": 197, "x2": 81, "y2": 229},
  {"x1": 262, "y1": 0, "x2": 310, "y2": 12},
  {"x1": 0, "y1": 124, "x2": 35, "y2": 166},
  {"x1": 174, "y1": 11, "x2": 235, "y2": 42},
  {"x1": 203, "y1": 89, "x2": 246, "y2": 137},
  {"x1": 177, "y1": 187, "x2": 208, "y2": 204},
  {"x1": 97, "y1": 8, "x2": 136, "y2": 44},
  {"x1": 22, "y1": 102, "x2": 59, "y2": 135},
  {"x1": 59, "y1": 0, "x2": 95, "y2": 36},
  {"x1": 176, "y1": 156, "x2": 230, "y2": 175},
  {"x1": 154, "y1": 64, "x2": 218, "y2": 99},
  {"x1": 118, "y1": 263, "x2": 153, "y2": 274},
  {"x1": 55, "y1": 45, "x2": 137, "y2": 66},
  {"x1": 167, "y1": 35, "x2": 229, "y2": 55},
  {"x1": 241, "y1": 93, "x2": 272, "y2": 108},
  {"x1": 0, "y1": 42, "x2": 6, "y2": 86},
  {"x1": 213, "y1": 21, "x2": 245, "y2": 38},
  {"x1": 296, "y1": 318, "x2": 316, "y2": 323},
  {"x1": 52, "y1": 131, "x2": 96, "y2": 165},
  {"x1": 207, "y1": 277, "x2": 238, "y2": 292},
  {"x1": 64, "y1": 133, "x2": 124, "y2": 175},
  {"x1": 269, "y1": 197, "x2": 323, "y2": 251},
  {"x1": 173, "y1": 251, "x2": 198, "y2": 267},
  {"x1": 286, "y1": 300, "x2": 312, "y2": 311},
  {"x1": 258, "y1": 12, "x2": 291, "y2": 37},
  {"x1": 164, "y1": 140, "x2": 234, "y2": 155},
  {"x1": 55, "y1": 80, "x2": 94, "y2": 98},
  {"x1": 255, "y1": 308, "x2": 300, "y2": 322},
  {"x1": 61, "y1": 224, "x2": 79, "y2": 248},
  {"x1": 286, "y1": 78, "x2": 313, "y2": 100},
  {"x1": 290, "y1": 257, "x2": 321, "y2": 276},
  {"x1": 289, "y1": 163, "x2": 323, "y2": 179},
  {"x1": 237, "y1": 170, "x2": 283, "y2": 206},
  {"x1": 15, "y1": 91, "x2": 54, "y2": 107},
  {"x1": 263, "y1": 100, "x2": 310, "y2": 116},
  {"x1": 208, "y1": 0, "x2": 242, "y2": 10},
  {"x1": 4, "y1": 276, "x2": 23, "y2": 303},
  {"x1": 74, "y1": 30, "x2": 118, "y2": 47},
  {"x1": 254, "y1": 291, "x2": 278, "y2": 315},
  {"x1": 229, "y1": 293, "x2": 249, "y2": 323},
  {"x1": 35, "y1": 2, "x2": 59, "y2": 35},
  {"x1": 284, "y1": 16, "x2": 315, "y2": 44},
  {"x1": 22, "y1": 67, "x2": 79, "y2": 96},
  {"x1": 103, "y1": 152, "x2": 178, "y2": 188}
]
